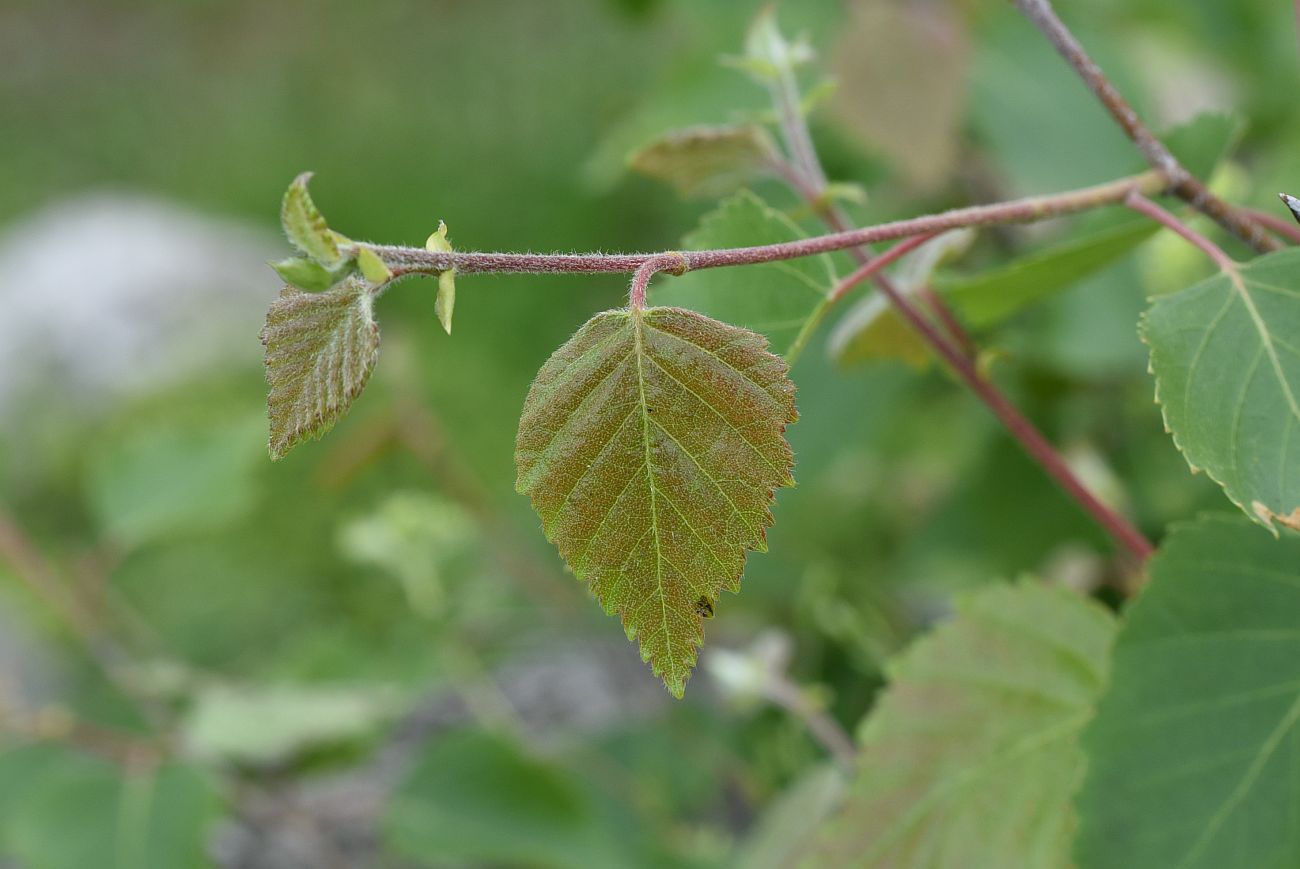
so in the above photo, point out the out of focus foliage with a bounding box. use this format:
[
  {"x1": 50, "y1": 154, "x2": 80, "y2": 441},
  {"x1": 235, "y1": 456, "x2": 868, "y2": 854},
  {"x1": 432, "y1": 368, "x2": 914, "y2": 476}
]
[{"x1": 2, "y1": 0, "x2": 1299, "y2": 865}]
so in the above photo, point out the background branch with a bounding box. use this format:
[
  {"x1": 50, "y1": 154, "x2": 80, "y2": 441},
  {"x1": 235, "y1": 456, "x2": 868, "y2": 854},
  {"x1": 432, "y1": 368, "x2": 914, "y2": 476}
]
[{"x1": 1012, "y1": 0, "x2": 1280, "y2": 253}]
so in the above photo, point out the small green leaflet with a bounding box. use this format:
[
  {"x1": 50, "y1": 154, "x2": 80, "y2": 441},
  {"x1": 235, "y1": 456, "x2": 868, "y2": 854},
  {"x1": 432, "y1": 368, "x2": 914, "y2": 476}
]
[
  {"x1": 515, "y1": 307, "x2": 797, "y2": 697},
  {"x1": 426, "y1": 221, "x2": 456, "y2": 334},
  {"x1": 1075, "y1": 515, "x2": 1300, "y2": 868},
  {"x1": 811, "y1": 581, "x2": 1114, "y2": 868},
  {"x1": 261, "y1": 277, "x2": 380, "y2": 460},
  {"x1": 650, "y1": 190, "x2": 837, "y2": 361},
  {"x1": 281, "y1": 172, "x2": 344, "y2": 268},
  {"x1": 627, "y1": 124, "x2": 779, "y2": 199},
  {"x1": 1143, "y1": 248, "x2": 1300, "y2": 531}
]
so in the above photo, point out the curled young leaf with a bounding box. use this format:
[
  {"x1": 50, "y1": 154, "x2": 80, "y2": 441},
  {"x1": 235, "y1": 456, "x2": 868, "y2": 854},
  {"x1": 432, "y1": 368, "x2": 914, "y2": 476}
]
[
  {"x1": 281, "y1": 172, "x2": 343, "y2": 268},
  {"x1": 628, "y1": 124, "x2": 779, "y2": 200},
  {"x1": 515, "y1": 307, "x2": 797, "y2": 697},
  {"x1": 260, "y1": 277, "x2": 380, "y2": 460}
]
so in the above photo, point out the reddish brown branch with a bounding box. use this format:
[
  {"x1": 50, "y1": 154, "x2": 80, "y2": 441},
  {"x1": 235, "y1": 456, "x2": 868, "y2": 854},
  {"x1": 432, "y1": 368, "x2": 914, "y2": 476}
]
[{"x1": 1012, "y1": 0, "x2": 1280, "y2": 254}]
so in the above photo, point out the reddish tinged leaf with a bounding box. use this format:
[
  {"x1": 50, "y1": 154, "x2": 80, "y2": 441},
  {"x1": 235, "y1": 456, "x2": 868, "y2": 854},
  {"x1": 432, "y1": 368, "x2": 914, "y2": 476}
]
[
  {"x1": 515, "y1": 307, "x2": 797, "y2": 697},
  {"x1": 260, "y1": 277, "x2": 380, "y2": 460}
]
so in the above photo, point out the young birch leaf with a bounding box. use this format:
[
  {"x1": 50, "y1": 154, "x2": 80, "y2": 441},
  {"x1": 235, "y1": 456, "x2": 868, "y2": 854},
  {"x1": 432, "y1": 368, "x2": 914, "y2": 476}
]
[
  {"x1": 627, "y1": 124, "x2": 779, "y2": 199},
  {"x1": 271, "y1": 256, "x2": 339, "y2": 292},
  {"x1": 515, "y1": 307, "x2": 797, "y2": 697},
  {"x1": 811, "y1": 581, "x2": 1115, "y2": 868},
  {"x1": 260, "y1": 277, "x2": 380, "y2": 460},
  {"x1": 1075, "y1": 515, "x2": 1300, "y2": 869},
  {"x1": 1143, "y1": 249, "x2": 1300, "y2": 530},
  {"x1": 281, "y1": 172, "x2": 343, "y2": 268},
  {"x1": 426, "y1": 221, "x2": 456, "y2": 334},
  {"x1": 650, "y1": 190, "x2": 836, "y2": 360},
  {"x1": 436, "y1": 270, "x2": 456, "y2": 335},
  {"x1": 356, "y1": 246, "x2": 393, "y2": 284}
]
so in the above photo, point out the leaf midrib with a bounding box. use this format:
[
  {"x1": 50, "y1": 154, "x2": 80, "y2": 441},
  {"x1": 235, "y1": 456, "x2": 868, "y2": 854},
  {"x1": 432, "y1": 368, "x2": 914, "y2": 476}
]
[{"x1": 631, "y1": 309, "x2": 672, "y2": 674}]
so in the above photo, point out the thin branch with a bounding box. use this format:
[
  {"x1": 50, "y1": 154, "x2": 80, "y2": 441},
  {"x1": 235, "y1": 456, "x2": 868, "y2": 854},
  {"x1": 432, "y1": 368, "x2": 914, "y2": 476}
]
[
  {"x1": 0, "y1": 510, "x2": 171, "y2": 731},
  {"x1": 918, "y1": 284, "x2": 977, "y2": 359},
  {"x1": 763, "y1": 675, "x2": 857, "y2": 771},
  {"x1": 826, "y1": 234, "x2": 938, "y2": 305},
  {"x1": 830, "y1": 251, "x2": 1155, "y2": 564},
  {"x1": 724, "y1": 85, "x2": 1149, "y2": 561},
  {"x1": 1240, "y1": 206, "x2": 1300, "y2": 246},
  {"x1": 1012, "y1": 0, "x2": 1280, "y2": 254},
  {"x1": 374, "y1": 171, "x2": 1167, "y2": 278},
  {"x1": 1126, "y1": 192, "x2": 1237, "y2": 273}
]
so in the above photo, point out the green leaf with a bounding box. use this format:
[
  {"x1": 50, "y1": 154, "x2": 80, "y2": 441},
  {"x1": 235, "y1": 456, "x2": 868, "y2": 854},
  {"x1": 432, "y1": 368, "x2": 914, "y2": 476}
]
[
  {"x1": 811, "y1": 581, "x2": 1115, "y2": 868},
  {"x1": 926, "y1": 112, "x2": 1241, "y2": 329},
  {"x1": 829, "y1": 229, "x2": 974, "y2": 368},
  {"x1": 649, "y1": 190, "x2": 837, "y2": 361},
  {"x1": 1143, "y1": 249, "x2": 1300, "y2": 531},
  {"x1": 627, "y1": 124, "x2": 779, "y2": 199},
  {"x1": 338, "y1": 491, "x2": 479, "y2": 617},
  {"x1": 737, "y1": 764, "x2": 846, "y2": 869},
  {"x1": 260, "y1": 276, "x2": 380, "y2": 460},
  {"x1": 727, "y1": 6, "x2": 814, "y2": 83},
  {"x1": 356, "y1": 246, "x2": 392, "y2": 284},
  {"x1": 383, "y1": 730, "x2": 635, "y2": 868},
  {"x1": 86, "y1": 413, "x2": 266, "y2": 547},
  {"x1": 938, "y1": 220, "x2": 1157, "y2": 327},
  {"x1": 515, "y1": 307, "x2": 797, "y2": 697},
  {"x1": 425, "y1": 221, "x2": 456, "y2": 334},
  {"x1": 183, "y1": 683, "x2": 399, "y2": 765},
  {"x1": 1074, "y1": 515, "x2": 1300, "y2": 868},
  {"x1": 270, "y1": 256, "x2": 338, "y2": 292},
  {"x1": 0, "y1": 746, "x2": 220, "y2": 869},
  {"x1": 281, "y1": 171, "x2": 343, "y2": 267},
  {"x1": 436, "y1": 269, "x2": 456, "y2": 335}
]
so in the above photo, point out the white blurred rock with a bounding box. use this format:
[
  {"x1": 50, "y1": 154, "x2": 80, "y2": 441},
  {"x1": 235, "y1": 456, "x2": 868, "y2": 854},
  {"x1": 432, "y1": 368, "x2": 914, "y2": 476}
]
[{"x1": 0, "y1": 192, "x2": 282, "y2": 422}]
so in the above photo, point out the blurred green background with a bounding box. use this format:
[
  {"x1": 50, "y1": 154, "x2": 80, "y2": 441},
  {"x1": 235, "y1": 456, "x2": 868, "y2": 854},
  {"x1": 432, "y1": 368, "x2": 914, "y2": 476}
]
[{"x1": 1, "y1": 0, "x2": 1297, "y2": 866}]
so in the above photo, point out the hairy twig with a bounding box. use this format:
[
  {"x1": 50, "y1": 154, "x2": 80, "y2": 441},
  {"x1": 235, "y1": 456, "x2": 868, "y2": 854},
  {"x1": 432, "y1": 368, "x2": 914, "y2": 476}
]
[
  {"x1": 1012, "y1": 0, "x2": 1280, "y2": 254},
  {"x1": 374, "y1": 171, "x2": 1167, "y2": 278}
]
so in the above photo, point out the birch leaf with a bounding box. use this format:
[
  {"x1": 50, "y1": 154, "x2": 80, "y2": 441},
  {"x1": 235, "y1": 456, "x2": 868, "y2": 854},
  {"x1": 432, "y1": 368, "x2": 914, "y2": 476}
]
[
  {"x1": 1075, "y1": 515, "x2": 1300, "y2": 868},
  {"x1": 812, "y1": 581, "x2": 1115, "y2": 868},
  {"x1": 281, "y1": 172, "x2": 343, "y2": 268},
  {"x1": 650, "y1": 190, "x2": 836, "y2": 360},
  {"x1": 1143, "y1": 249, "x2": 1300, "y2": 531},
  {"x1": 628, "y1": 124, "x2": 779, "y2": 199},
  {"x1": 515, "y1": 307, "x2": 797, "y2": 697},
  {"x1": 260, "y1": 277, "x2": 380, "y2": 460}
]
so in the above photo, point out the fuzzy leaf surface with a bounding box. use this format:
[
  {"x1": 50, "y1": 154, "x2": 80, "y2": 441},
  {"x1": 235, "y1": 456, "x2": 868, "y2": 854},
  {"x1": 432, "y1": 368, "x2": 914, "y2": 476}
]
[
  {"x1": 1144, "y1": 249, "x2": 1300, "y2": 530},
  {"x1": 812, "y1": 581, "x2": 1115, "y2": 868},
  {"x1": 515, "y1": 306, "x2": 796, "y2": 696},
  {"x1": 1075, "y1": 516, "x2": 1300, "y2": 868},
  {"x1": 260, "y1": 277, "x2": 380, "y2": 460},
  {"x1": 628, "y1": 124, "x2": 779, "y2": 199},
  {"x1": 281, "y1": 172, "x2": 342, "y2": 267},
  {"x1": 650, "y1": 190, "x2": 836, "y2": 360}
]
